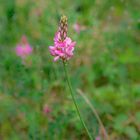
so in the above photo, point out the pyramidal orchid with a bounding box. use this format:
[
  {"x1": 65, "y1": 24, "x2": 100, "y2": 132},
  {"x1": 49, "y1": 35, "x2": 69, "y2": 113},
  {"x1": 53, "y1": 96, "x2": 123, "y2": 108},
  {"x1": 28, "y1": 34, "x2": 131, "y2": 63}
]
[{"x1": 49, "y1": 15, "x2": 92, "y2": 140}]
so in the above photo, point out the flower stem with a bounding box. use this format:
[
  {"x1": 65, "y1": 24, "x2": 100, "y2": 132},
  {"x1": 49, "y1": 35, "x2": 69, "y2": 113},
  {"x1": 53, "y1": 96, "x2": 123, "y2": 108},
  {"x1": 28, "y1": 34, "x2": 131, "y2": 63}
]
[{"x1": 63, "y1": 61, "x2": 93, "y2": 140}]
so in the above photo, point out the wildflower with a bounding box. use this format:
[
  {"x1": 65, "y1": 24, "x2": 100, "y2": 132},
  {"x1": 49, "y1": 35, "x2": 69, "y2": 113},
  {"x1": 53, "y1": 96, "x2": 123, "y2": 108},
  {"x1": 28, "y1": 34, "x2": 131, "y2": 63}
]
[
  {"x1": 73, "y1": 23, "x2": 81, "y2": 33},
  {"x1": 95, "y1": 136, "x2": 101, "y2": 140},
  {"x1": 15, "y1": 35, "x2": 32, "y2": 59},
  {"x1": 49, "y1": 15, "x2": 76, "y2": 61},
  {"x1": 73, "y1": 22, "x2": 86, "y2": 34},
  {"x1": 43, "y1": 104, "x2": 51, "y2": 114}
]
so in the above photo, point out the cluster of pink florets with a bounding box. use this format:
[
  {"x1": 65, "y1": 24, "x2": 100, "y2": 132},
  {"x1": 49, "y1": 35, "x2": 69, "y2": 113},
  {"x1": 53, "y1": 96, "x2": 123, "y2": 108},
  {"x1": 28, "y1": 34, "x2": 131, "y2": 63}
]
[
  {"x1": 49, "y1": 15, "x2": 76, "y2": 62},
  {"x1": 49, "y1": 32, "x2": 76, "y2": 61}
]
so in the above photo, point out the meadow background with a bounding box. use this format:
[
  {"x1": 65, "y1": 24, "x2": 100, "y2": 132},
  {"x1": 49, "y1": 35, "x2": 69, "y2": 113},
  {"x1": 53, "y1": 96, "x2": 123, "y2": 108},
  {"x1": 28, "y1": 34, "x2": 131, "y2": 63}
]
[{"x1": 0, "y1": 0, "x2": 140, "y2": 139}]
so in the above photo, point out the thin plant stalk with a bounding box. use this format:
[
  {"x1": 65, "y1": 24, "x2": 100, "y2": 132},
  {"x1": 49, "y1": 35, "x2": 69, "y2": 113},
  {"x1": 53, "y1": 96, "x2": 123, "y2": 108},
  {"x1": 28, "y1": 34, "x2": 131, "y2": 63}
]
[
  {"x1": 77, "y1": 89, "x2": 110, "y2": 140},
  {"x1": 63, "y1": 61, "x2": 93, "y2": 140}
]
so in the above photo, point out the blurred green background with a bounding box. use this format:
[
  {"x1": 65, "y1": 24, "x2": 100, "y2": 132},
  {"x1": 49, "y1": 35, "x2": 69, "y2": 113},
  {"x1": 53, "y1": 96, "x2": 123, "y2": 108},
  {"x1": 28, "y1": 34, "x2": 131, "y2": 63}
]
[{"x1": 0, "y1": 0, "x2": 140, "y2": 139}]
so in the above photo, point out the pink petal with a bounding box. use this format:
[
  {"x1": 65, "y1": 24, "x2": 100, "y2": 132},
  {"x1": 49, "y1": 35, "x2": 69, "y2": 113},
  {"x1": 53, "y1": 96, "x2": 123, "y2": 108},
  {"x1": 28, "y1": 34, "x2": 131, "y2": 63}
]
[
  {"x1": 70, "y1": 41, "x2": 76, "y2": 48},
  {"x1": 49, "y1": 46, "x2": 55, "y2": 50},
  {"x1": 65, "y1": 37, "x2": 72, "y2": 44},
  {"x1": 54, "y1": 56, "x2": 60, "y2": 61},
  {"x1": 50, "y1": 50, "x2": 55, "y2": 56}
]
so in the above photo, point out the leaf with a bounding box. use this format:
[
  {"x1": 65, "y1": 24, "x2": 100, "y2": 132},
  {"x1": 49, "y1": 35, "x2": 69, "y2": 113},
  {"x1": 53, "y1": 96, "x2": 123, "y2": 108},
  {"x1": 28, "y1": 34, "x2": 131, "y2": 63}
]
[
  {"x1": 114, "y1": 114, "x2": 128, "y2": 133},
  {"x1": 124, "y1": 126, "x2": 138, "y2": 139},
  {"x1": 135, "y1": 112, "x2": 140, "y2": 124}
]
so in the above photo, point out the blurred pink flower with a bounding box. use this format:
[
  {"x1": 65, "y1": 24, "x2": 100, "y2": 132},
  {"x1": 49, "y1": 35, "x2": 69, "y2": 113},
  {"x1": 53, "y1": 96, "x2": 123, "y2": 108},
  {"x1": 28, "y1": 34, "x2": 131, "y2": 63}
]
[
  {"x1": 96, "y1": 136, "x2": 101, "y2": 140},
  {"x1": 49, "y1": 32, "x2": 76, "y2": 61},
  {"x1": 73, "y1": 22, "x2": 86, "y2": 34},
  {"x1": 43, "y1": 104, "x2": 51, "y2": 114},
  {"x1": 73, "y1": 23, "x2": 81, "y2": 33},
  {"x1": 15, "y1": 35, "x2": 32, "y2": 59}
]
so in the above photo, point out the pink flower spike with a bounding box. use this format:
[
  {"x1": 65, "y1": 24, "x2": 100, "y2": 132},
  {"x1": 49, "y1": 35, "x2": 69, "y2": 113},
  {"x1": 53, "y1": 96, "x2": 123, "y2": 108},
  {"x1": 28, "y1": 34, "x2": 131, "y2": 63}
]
[{"x1": 49, "y1": 16, "x2": 76, "y2": 62}]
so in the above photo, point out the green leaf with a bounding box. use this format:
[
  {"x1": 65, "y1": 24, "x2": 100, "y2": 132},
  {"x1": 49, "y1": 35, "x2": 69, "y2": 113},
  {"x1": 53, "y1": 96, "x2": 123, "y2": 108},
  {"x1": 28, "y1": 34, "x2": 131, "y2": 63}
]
[
  {"x1": 135, "y1": 112, "x2": 140, "y2": 124},
  {"x1": 114, "y1": 114, "x2": 128, "y2": 133},
  {"x1": 124, "y1": 126, "x2": 138, "y2": 139}
]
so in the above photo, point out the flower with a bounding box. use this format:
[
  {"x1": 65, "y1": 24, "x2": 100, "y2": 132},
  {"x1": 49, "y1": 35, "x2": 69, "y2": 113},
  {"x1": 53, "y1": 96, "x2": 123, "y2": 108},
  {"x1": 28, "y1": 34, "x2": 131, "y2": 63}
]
[
  {"x1": 15, "y1": 35, "x2": 32, "y2": 59},
  {"x1": 95, "y1": 136, "x2": 101, "y2": 140},
  {"x1": 49, "y1": 15, "x2": 76, "y2": 61},
  {"x1": 73, "y1": 23, "x2": 81, "y2": 33},
  {"x1": 43, "y1": 104, "x2": 51, "y2": 114},
  {"x1": 49, "y1": 32, "x2": 76, "y2": 61},
  {"x1": 73, "y1": 22, "x2": 86, "y2": 34}
]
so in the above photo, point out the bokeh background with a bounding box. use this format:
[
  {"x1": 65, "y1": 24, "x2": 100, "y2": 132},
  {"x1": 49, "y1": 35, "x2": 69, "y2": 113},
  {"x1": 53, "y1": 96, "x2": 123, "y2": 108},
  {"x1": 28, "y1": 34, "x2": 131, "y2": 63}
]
[{"x1": 0, "y1": 0, "x2": 140, "y2": 139}]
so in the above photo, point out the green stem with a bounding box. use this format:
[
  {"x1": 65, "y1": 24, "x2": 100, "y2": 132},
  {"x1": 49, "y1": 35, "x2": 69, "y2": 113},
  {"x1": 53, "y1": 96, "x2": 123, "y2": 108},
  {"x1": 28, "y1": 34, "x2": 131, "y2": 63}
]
[{"x1": 63, "y1": 61, "x2": 93, "y2": 140}]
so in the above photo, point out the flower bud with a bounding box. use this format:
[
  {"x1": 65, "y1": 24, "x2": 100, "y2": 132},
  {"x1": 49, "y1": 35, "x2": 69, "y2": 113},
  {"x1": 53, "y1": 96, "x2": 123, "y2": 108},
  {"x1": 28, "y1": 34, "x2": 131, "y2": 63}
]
[{"x1": 59, "y1": 15, "x2": 68, "y2": 41}]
